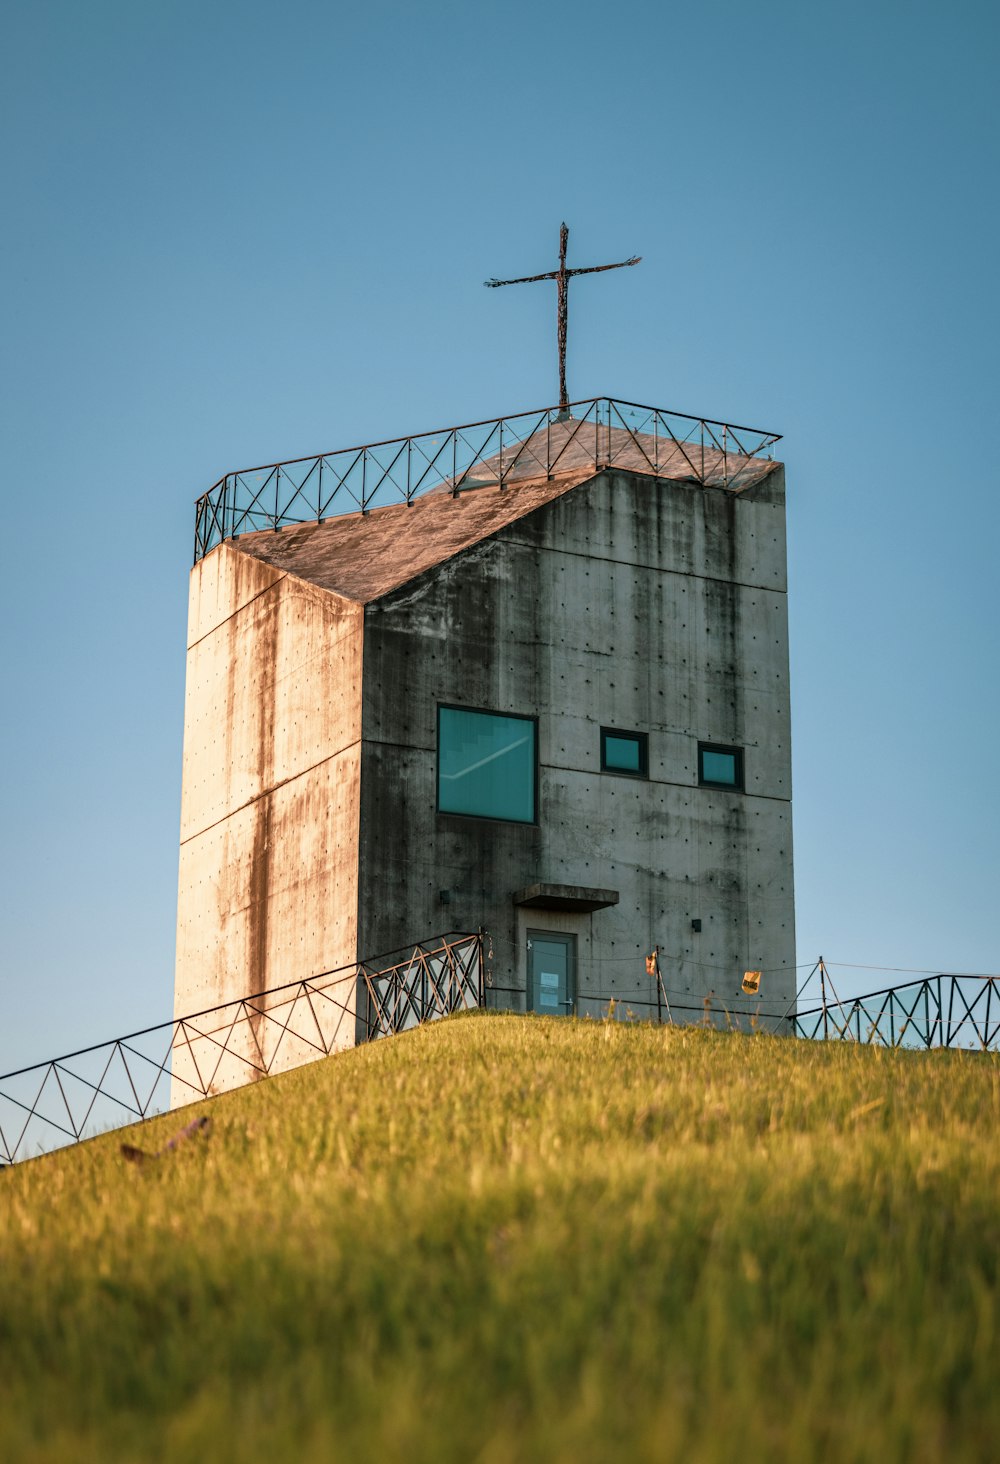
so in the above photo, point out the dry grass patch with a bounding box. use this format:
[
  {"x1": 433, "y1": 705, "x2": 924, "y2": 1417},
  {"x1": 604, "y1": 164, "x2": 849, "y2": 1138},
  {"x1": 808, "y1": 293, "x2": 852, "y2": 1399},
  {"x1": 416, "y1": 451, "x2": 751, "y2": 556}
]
[{"x1": 2, "y1": 1014, "x2": 997, "y2": 1462}]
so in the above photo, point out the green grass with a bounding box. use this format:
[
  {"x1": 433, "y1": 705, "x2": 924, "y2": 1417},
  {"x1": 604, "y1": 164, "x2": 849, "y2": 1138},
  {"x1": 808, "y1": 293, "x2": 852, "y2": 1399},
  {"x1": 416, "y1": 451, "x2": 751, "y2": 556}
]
[{"x1": 2, "y1": 1013, "x2": 998, "y2": 1463}]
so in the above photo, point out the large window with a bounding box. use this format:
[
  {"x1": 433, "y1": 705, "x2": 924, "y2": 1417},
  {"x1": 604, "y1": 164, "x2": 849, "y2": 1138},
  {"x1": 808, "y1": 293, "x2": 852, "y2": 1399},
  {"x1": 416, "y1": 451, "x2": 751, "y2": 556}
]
[
  {"x1": 600, "y1": 727, "x2": 648, "y2": 778},
  {"x1": 437, "y1": 706, "x2": 537, "y2": 823},
  {"x1": 698, "y1": 742, "x2": 744, "y2": 791}
]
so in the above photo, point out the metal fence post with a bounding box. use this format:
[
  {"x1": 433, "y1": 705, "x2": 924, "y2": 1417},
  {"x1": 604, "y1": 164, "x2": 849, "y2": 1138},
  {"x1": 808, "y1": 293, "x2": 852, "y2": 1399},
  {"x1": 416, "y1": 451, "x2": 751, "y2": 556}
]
[{"x1": 819, "y1": 956, "x2": 829, "y2": 1041}]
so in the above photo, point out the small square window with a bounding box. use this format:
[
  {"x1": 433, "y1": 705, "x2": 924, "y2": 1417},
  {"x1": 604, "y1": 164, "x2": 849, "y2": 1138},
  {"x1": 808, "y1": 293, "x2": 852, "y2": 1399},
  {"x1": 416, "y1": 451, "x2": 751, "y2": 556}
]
[
  {"x1": 438, "y1": 705, "x2": 537, "y2": 823},
  {"x1": 601, "y1": 727, "x2": 648, "y2": 778},
  {"x1": 698, "y1": 742, "x2": 744, "y2": 790}
]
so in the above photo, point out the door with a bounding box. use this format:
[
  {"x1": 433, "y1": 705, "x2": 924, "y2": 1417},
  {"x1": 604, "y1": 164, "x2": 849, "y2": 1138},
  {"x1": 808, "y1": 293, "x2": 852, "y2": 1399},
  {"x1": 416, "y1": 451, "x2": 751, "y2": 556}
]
[{"x1": 527, "y1": 932, "x2": 575, "y2": 1015}]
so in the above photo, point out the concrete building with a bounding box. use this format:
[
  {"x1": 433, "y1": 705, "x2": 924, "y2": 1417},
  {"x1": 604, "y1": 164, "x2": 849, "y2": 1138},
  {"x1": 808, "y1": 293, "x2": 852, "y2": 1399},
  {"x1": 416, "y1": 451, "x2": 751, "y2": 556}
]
[{"x1": 173, "y1": 405, "x2": 794, "y2": 1094}]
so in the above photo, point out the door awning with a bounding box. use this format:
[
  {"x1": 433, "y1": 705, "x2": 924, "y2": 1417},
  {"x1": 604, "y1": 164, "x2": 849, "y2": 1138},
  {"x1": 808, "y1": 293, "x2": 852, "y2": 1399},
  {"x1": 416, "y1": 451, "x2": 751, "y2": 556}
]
[{"x1": 511, "y1": 883, "x2": 619, "y2": 913}]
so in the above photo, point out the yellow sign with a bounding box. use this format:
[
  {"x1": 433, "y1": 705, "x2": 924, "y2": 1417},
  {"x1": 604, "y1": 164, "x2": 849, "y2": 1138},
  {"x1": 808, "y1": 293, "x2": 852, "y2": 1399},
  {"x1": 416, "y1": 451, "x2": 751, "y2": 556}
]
[
  {"x1": 742, "y1": 970, "x2": 762, "y2": 995},
  {"x1": 645, "y1": 953, "x2": 657, "y2": 975}
]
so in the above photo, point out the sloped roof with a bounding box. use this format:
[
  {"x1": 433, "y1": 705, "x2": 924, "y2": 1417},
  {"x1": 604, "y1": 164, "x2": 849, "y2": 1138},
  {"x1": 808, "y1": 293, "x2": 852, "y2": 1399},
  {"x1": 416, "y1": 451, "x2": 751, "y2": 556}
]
[
  {"x1": 230, "y1": 416, "x2": 779, "y2": 606},
  {"x1": 230, "y1": 466, "x2": 594, "y2": 605},
  {"x1": 438, "y1": 415, "x2": 774, "y2": 493}
]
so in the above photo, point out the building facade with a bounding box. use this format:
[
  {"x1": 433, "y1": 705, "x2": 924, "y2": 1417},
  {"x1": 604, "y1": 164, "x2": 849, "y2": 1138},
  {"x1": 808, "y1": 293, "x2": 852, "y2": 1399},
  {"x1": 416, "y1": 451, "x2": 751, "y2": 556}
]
[{"x1": 173, "y1": 410, "x2": 794, "y2": 1095}]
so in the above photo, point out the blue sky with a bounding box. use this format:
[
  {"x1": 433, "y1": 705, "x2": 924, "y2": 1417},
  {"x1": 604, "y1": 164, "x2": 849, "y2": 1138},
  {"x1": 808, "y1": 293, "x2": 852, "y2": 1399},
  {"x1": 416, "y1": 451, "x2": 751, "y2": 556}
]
[{"x1": 1, "y1": 0, "x2": 997, "y2": 1072}]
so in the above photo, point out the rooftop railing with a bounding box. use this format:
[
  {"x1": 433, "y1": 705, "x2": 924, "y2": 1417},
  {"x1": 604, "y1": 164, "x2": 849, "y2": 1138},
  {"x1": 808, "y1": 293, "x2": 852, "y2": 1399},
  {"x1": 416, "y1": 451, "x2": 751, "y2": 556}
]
[{"x1": 193, "y1": 396, "x2": 783, "y2": 563}]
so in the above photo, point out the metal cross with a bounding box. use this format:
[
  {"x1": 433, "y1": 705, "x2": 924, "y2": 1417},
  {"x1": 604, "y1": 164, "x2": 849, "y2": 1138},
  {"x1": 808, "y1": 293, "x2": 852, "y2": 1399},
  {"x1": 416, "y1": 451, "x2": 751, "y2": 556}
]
[{"x1": 485, "y1": 223, "x2": 641, "y2": 417}]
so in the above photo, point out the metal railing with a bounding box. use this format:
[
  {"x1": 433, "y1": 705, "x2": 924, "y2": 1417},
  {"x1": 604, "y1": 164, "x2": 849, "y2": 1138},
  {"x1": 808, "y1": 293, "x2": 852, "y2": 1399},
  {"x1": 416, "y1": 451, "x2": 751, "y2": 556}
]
[
  {"x1": 792, "y1": 974, "x2": 999, "y2": 1051},
  {"x1": 193, "y1": 396, "x2": 783, "y2": 562},
  {"x1": 485, "y1": 968, "x2": 1000, "y2": 1051},
  {"x1": 0, "y1": 931, "x2": 483, "y2": 1166},
  {"x1": 8, "y1": 945, "x2": 990, "y2": 1168}
]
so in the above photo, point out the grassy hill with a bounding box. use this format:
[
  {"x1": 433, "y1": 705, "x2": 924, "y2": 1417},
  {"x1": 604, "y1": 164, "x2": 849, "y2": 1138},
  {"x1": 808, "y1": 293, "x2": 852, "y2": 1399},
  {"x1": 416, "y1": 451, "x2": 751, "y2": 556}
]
[{"x1": 2, "y1": 1013, "x2": 997, "y2": 1463}]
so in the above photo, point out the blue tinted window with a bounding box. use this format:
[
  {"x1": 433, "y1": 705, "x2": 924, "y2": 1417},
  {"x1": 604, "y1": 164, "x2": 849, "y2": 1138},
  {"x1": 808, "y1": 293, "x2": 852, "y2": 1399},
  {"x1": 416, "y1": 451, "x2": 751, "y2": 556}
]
[
  {"x1": 438, "y1": 707, "x2": 536, "y2": 822},
  {"x1": 698, "y1": 744, "x2": 743, "y2": 790},
  {"x1": 601, "y1": 728, "x2": 648, "y2": 777}
]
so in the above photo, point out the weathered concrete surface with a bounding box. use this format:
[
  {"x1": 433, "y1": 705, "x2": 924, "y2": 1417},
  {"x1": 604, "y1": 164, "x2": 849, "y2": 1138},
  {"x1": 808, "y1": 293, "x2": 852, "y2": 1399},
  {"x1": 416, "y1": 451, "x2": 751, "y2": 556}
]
[
  {"x1": 174, "y1": 437, "x2": 795, "y2": 1089},
  {"x1": 357, "y1": 465, "x2": 794, "y2": 1030},
  {"x1": 172, "y1": 542, "x2": 363, "y2": 1103}
]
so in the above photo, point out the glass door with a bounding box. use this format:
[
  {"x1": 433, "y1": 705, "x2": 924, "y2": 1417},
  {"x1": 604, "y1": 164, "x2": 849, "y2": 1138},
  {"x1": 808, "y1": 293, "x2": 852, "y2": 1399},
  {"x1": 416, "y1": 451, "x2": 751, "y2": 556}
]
[{"x1": 527, "y1": 932, "x2": 575, "y2": 1015}]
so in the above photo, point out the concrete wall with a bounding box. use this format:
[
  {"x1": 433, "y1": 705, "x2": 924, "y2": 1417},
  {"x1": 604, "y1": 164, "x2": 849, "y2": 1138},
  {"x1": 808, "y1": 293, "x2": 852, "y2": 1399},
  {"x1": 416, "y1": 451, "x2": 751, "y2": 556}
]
[
  {"x1": 358, "y1": 467, "x2": 795, "y2": 1031},
  {"x1": 172, "y1": 542, "x2": 363, "y2": 1103}
]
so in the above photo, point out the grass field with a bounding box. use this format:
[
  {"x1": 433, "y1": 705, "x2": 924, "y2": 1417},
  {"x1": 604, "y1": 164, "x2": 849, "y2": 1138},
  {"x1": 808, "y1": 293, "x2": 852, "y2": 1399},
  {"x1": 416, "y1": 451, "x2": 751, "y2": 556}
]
[{"x1": 1, "y1": 1012, "x2": 998, "y2": 1463}]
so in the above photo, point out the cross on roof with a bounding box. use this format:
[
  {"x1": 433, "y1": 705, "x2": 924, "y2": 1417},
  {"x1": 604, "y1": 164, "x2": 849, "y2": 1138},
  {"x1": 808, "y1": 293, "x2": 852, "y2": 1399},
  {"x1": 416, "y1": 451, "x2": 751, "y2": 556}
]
[{"x1": 485, "y1": 223, "x2": 641, "y2": 417}]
